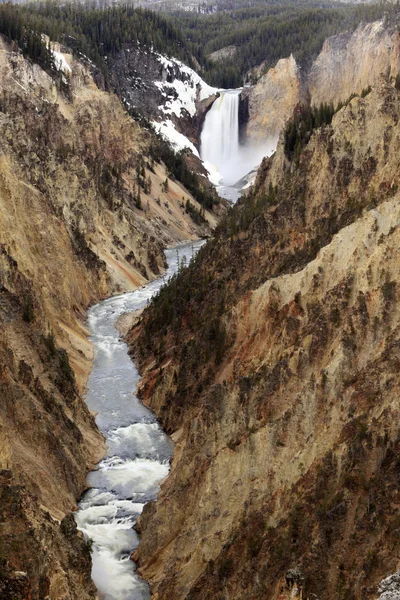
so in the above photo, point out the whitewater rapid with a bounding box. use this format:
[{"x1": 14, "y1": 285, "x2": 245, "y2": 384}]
[{"x1": 75, "y1": 241, "x2": 203, "y2": 600}]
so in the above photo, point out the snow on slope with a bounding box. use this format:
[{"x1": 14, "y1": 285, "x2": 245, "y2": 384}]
[
  {"x1": 152, "y1": 119, "x2": 222, "y2": 187},
  {"x1": 152, "y1": 119, "x2": 199, "y2": 155},
  {"x1": 41, "y1": 36, "x2": 72, "y2": 75},
  {"x1": 155, "y1": 53, "x2": 216, "y2": 118},
  {"x1": 151, "y1": 53, "x2": 221, "y2": 186},
  {"x1": 52, "y1": 50, "x2": 72, "y2": 74}
]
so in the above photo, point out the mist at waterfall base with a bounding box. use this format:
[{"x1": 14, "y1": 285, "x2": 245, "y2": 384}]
[
  {"x1": 200, "y1": 90, "x2": 277, "y2": 196},
  {"x1": 74, "y1": 242, "x2": 204, "y2": 600}
]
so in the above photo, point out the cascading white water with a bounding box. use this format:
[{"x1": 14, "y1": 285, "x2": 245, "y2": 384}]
[
  {"x1": 200, "y1": 90, "x2": 241, "y2": 184},
  {"x1": 200, "y1": 89, "x2": 278, "y2": 196},
  {"x1": 74, "y1": 241, "x2": 204, "y2": 600}
]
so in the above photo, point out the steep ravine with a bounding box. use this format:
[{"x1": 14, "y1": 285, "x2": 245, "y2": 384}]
[
  {"x1": 75, "y1": 241, "x2": 203, "y2": 600},
  {"x1": 0, "y1": 36, "x2": 218, "y2": 599},
  {"x1": 129, "y1": 81, "x2": 400, "y2": 600},
  {"x1": 3, "y1": 13, "x2": 400, "y2": 600}
]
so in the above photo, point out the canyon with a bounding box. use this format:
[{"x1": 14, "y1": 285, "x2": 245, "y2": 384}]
[
  {"x1": 0, "y1": 34, "x2": 218, "y2": 599},
  {"x1": 2, "y1": 9, "x2": 400, "y2": 600},
  {"x1": 130, "y1": 49, "x2": 400, "y2": 600}
]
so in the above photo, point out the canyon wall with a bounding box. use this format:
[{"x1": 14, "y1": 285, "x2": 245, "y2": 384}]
[
  {"x1": 0, "y1": 36, "x2": 216, "y2": 599},
  {"x1": 131, "y1": 81, "x2": 400, "y2": 600},
  {"x1": 243, "y1": 19, "x2": 400, "y2": 145},
  {"x1": 241, "y1": 55, "x2": 307, "y2": 143},
  {"x1": 308, "y1": 20, "x2": 400, "y2": 107}
]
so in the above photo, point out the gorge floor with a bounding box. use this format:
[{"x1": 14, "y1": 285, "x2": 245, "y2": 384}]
[{"x1": 74, "y1": 241, "x2": 204, "y2": 600}]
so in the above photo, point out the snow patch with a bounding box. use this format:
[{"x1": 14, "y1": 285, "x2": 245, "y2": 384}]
[
  {"x1": 202, "y1": 161, "x2": 223, "y2": 187},
  {"x1": 152, "y1": 119, "x2": 199, "y2": 157},
  {"x1": 155, "y1": 53, "x2": 216, "y2": 119},
  {"x1": 152, "y1": 122, "x2": 224, "y2": 190},
  {"x1": 51, "y1": 50, "x2": 72, "y2": 74},
  {"x1": 41, "y1": 35, "x2": 72, "y2": 75}
]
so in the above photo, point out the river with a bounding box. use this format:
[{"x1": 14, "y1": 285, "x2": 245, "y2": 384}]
[{"x1": 75, "y1": 240, "x2": 204, "y2": 600}]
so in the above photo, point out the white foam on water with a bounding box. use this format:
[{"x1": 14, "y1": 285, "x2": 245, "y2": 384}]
[
  {"x1": 75, "y1": 241, "x2": 205, "y2": 600},
  {"x1": 108, "y1": 423, "x2": 173, "y2": 460},
  {"x1": 76, "y1": 503, "x2": 120, "y2": 525},
  {"x1": 200, "y1": 89, "x2": 278, "y2": 193},
  {"x1": 88, "y1": 458, "x2": 170, "y2": 501},
  {"x1": 91, "y1": 543, "x2": 149, "y2": 600}
]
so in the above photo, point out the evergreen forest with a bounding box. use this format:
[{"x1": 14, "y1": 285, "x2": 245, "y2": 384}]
[{"x1": 0, "y1": 0, "x2": 398, "y2": 88}]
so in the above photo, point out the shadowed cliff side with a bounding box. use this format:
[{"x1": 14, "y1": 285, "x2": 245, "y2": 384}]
[{"x1": 129, "y1": 80, "x2": 400, "y2": 600}]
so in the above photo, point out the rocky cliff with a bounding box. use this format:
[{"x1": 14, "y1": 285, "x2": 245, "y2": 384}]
[
  {"x1": 243, "y1": 19, "x2": 400, "y2": 146},
  {"x1": 241, "y1": 54, "x2": 307, "y2": 144},
  {"x1": 108, "y1": 47, "x2": 217, "y2": 147},
  {"x1": 308, "y1": 20, "x2": 400, "y2": 107},
  {"x1": 0, "y1": 35, "x2": 218, "y2": 599},
  {"x1": 130, "y1": 79, "x2": 400, "y2": 600}
]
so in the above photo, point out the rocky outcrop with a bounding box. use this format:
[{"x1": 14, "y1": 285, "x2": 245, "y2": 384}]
[
  {"x1": 130, "y1": 81, "x2": 400, "y2": 600},
  {"x1": 109, "y1": 46, "x2": 174, "y2": 120},
  {"x1": 242, "y1": 19, "x2": 400, "y2": 145},
  {"x1": 208, "y1": 45, "x2": 238, "y2": 63},
  {"x1": 0, "y1": 470, "x2": 97, "y2": 600},
  {"x1": 0, "y1": 35, "x2": 218, "y2": 598},
  {"x1": 241, "y1": 54, "x2": 306, "y2": 143},
  {"x1": 108, "y1": 47, "x2": 217, "y2": 146},
  {"x1": 378, "y1": 571, "x2": 400, "y2": 600},
  {"x1": 308, "y1": 20, "x2": 400, "y2": 107},
  {"x1": 377, "y1": 571, "x2": 400, "y2": 600}
]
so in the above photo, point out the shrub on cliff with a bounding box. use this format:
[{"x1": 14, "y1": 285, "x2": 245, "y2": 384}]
[{"x1": 284, "y1": 102, "x2": 335, "y2": 161}]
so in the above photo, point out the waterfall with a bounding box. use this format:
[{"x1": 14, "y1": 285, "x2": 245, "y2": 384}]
[
  {"x1": 200, "y1": 89, "x2": 278, "y2": 194},
  {"x1": 200, "y1": 90, "x2": 241, "y2": 186}
]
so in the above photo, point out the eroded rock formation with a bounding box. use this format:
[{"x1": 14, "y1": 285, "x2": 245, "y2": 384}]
[
  {"x1": 242, "y1": 19, "x2": 400, "y2": 146},
  {"x1": 241, "y1": 55, "x2": 307, "y2": 143},
  {"x1": 308, "y1": 20, "x2": 400, "y2": 107}
]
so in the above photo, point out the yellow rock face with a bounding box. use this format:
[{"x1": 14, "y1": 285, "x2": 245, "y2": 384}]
[
  {"x1": 0, "y1": 34, "x2": 217, "y2": 599},
  {"x1": 308, "y1": 21, "x2": 400, "y2": 107},
  {"x1": 243, "y1": 54, "x2": 306, "y2": 143},
  {"x1": 243, "y1": 20, "x2": 400, "y2": 147},
  {"x1": 132, "y1": 82, "x2": 400, "y2": 600}
]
